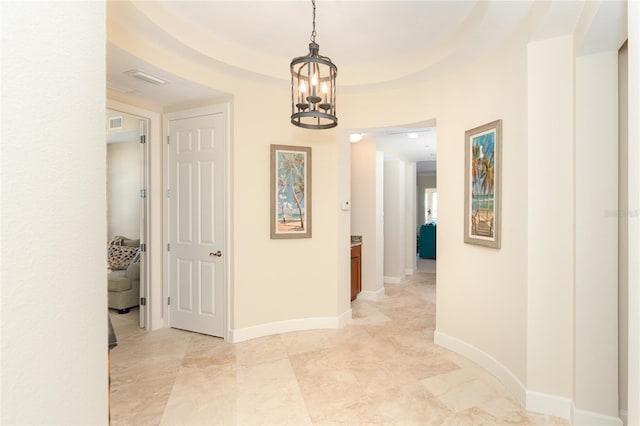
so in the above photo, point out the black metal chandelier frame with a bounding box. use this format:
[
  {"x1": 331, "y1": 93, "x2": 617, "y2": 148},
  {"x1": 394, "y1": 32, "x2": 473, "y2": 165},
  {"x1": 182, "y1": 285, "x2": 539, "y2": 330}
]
[{"x1": 290, "y1": 0, "x2": 338, "y2": 130}]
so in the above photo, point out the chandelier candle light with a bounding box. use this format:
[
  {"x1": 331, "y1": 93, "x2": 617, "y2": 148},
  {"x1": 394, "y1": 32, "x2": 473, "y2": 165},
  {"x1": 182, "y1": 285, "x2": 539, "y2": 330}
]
[{"x1": 290, "y1": 0, "x2": 338, "y2": 129}]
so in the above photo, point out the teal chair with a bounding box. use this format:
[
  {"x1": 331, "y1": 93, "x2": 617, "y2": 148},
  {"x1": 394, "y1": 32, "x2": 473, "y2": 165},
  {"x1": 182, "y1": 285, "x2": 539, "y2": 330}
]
[{"x1": 419, "y1": 223, "x2": 436, "y2": 259}]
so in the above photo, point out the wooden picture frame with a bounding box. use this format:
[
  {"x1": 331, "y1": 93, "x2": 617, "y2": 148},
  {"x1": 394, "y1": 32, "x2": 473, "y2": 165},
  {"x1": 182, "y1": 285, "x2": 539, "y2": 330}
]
[
  {"x1": 464, "y1": 119, "x2": 502, "y2": 249},
  {"x1": 270, "y1": 144, "x2": 312, "y2": 239}
]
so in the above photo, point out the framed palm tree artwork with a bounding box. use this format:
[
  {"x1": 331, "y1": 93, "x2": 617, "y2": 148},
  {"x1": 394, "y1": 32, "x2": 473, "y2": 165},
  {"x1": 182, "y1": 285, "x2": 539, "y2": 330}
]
[
  {"x1": 464, "y1": 119, "x2": 502, "y2": 248},
  {"x1": 270, "y1": 144, "x2": 312, "y2": 239}
]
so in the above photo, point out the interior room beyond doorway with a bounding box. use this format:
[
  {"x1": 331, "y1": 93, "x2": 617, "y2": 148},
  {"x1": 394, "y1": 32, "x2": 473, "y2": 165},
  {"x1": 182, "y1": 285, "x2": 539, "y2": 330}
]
[
  {"x1": 349, "y1": 120, "x2": 437, "y2": 299},
  {"x1": 106, "y1": 108, "x2": 149, "y2": 329}
]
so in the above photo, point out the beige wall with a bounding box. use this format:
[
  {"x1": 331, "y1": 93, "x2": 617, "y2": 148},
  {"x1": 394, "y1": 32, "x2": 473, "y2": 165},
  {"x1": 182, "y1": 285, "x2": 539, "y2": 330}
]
[
  {"x1": 340, "y1": 37, "x2": 529, "y2": 398},
  {"x1": 405, "y1": 163, "x2": 417, "y2": 274},
  {"x1": 383, "y1": 159, "x2": 407, "y2": 282},
  {"x1": 375, "y1": 152, "x2": 385, "y2": 294},
  {"x1": 526, "y1": 35, "x2": 575, "y2": 403},
  {"x1": 110, "y1": 20, "x2": 351, "y2": 339},
  {"x1": 351, "y1": 139, "x2": 384, "y2": 298},
  {"x1": 575, "y1": 51, "x2": 620, "y2": 419},
  {"x1": 1, "y1": 2, "x2": 108, "y2": 423},
  {"x1": 107, "y1": 141, "x2": 141, "y2": 239},
  {"x1": 231, "y1": 88, "x2": 344, "y2": 330},
  {"x1": 439, "y1": 43, "x2": 529, "y2": 398}
]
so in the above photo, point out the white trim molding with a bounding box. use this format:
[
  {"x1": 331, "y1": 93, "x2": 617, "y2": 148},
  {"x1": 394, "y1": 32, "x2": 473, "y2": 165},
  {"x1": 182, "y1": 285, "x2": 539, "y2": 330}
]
[
  {"x1": 434, "y1": 330, "x2": 527, "y2": 406},
  {"x1": 571, "y1": 405, "x2": 623, "y2": 426},
  {"x1": 384, "y1": 276, "x2": 402, "y2": 284},
  {"x1": 526, "y1": 391, "x2": 572, "y2": 420},
  {"x1": 230, "y1": 310, "x2": 352, "y2": 343},
  {"x1": 357, "y1": 288, "x2": 385, "y2": 301}
]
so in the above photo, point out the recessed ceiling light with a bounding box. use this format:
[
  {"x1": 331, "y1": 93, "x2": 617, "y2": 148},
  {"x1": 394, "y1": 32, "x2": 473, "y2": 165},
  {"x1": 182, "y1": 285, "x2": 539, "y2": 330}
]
[
  {"x1": 125, "y1": 69, "x2": 168, "y2": 86},
  {"x1": 408, "y1": 132, "x2": 419, "y2": 139},
  {"x1": 350, "y1": 133, "x2": 363, "y2": 143}
]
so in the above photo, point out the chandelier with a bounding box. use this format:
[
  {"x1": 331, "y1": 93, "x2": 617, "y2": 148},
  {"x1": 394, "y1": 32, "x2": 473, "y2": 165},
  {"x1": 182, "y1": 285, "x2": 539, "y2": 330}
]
[{"x1": 290, "y1": 0, "x2": 338, "y2": 129}]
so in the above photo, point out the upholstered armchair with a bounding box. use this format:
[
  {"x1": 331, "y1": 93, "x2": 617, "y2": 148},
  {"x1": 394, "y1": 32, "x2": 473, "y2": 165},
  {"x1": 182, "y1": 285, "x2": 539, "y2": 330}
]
[
  {"x1": 107, "y1": 237, "x2": 140, "y2": 314},
  {"x1": 108, "y1": 261, "x2": 140, "y2": 314}
]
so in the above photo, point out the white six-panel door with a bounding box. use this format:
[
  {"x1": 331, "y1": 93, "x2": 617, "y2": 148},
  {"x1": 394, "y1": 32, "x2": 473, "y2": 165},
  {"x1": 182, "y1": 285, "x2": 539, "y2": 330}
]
[{"x1": 167, "y1": 111, "x2": 226, "y2": 337}]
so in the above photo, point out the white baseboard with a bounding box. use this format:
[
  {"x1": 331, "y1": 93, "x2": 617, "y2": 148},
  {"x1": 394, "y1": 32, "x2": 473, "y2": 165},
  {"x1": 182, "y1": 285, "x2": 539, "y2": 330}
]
[
  {"x1": 357, "y1": 287, "x2": 385, "y2": 301},
  {"x1": 230, "y1": 311, "x2": 351, "y2": 343},
  {"x1": 434, "y1": 330, "x2": 527, "y2": 406},
  {"x1": 526, "y1": 390, "x2": 572, "y2": 420},
  {"x1": 572, "y1": 405, "x2": 623, "y2": 426},
  {"x1": 405, "y1": 268, "x2": 415, "y2": 276},
  {"x1": 384, "y1": 276, "x2": 402, "y2": 284},
  {"x1": 434, "y1": 330, "x2": 626, "y2": 424}
]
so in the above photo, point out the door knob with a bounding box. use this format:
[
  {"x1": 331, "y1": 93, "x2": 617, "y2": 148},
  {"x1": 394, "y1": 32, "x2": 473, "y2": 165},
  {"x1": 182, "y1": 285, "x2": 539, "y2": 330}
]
[{"x1": 209, "y1": 251, "x2": 222, "y2": 257}]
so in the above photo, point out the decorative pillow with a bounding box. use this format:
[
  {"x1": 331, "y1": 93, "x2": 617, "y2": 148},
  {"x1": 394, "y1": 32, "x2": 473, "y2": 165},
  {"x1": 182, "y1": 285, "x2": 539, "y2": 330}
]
[{"x1": 108, "y1": 245, "x2": 139, "y2": 270}]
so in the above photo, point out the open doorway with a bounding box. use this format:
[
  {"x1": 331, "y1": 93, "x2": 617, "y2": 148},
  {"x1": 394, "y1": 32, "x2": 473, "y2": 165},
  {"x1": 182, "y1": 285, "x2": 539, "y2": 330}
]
[
  {"x1": 106, "y1": 109, "x2": 149, "y2": 329},
  {"x1": 349, "y1": 120, "x2": 437, "y2": 299}
]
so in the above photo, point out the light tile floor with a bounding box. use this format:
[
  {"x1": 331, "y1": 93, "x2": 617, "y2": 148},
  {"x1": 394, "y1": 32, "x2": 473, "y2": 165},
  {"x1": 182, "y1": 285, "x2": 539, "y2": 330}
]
[{"x1": 109, "y1": 268, "x2": 568, "y2": 425}]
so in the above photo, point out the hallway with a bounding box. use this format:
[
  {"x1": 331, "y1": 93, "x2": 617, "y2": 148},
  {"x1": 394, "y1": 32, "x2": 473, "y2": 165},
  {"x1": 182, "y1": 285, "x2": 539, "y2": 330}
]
[{"x1": 109, "y1": 270, "x2": 567, "y2": 425}]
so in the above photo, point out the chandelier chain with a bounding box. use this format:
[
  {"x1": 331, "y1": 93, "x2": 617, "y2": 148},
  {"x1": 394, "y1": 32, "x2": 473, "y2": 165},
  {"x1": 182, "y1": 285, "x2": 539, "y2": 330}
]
[{"x1": 310, "y1": 0, "x2": 317, "y2": 42}]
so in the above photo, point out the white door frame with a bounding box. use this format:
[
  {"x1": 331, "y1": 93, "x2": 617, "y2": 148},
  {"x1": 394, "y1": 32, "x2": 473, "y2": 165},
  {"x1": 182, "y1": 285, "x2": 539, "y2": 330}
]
[
  {"x1": 163, "y1": 103, "x2": 231, "y2": 340},
  {"x1": 106, "y1": 99, "x2": 164, "y2": 331},
  {"x1": 106, "y1": 100, "x2": 154, "y2": 330}
]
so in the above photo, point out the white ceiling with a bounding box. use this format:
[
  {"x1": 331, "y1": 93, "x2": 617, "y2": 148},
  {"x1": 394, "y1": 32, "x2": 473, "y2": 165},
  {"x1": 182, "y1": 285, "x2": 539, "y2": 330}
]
[
  {"x1": 353, "y1": 123, "x2": 437, "y2": 168},
  {"x1": 106, "y1": 0, "x2": 627, "y2": 164}
]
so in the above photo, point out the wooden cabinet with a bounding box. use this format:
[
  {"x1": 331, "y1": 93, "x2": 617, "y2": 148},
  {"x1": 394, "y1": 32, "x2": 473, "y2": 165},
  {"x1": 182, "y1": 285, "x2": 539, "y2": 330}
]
[{"x1": 351, "y1": 244, "x2": 362, "y2": 301}]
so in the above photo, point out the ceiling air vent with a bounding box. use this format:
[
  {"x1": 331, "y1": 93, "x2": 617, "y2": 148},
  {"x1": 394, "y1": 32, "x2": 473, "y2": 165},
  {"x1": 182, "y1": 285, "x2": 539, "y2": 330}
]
[
  {"x1": 125, "y1": 69, "x2": 168, "y2": 86},
  {"x1": 109, "y1": 116, "x2": 123, "y2": 130}
]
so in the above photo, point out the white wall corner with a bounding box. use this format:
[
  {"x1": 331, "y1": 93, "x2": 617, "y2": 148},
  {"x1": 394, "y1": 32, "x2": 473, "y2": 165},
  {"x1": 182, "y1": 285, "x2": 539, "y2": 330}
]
[
  {"x1": 572, "y1": 404, "x2": 623, "y2": 426},
  {"x1": 525, "y1": 391, "x2": 572, "y2": 420},
  {"x1": 619, "y1": 409, "x2": 627, "y2": 426},
  {"x1": 405, "y1": 267, "x2": 415, "y2": 276},
  {"x1": 434, "y1": 331, "x2": 527, "y2": 407},
  {"x1": 230, "y1": 314, "x2": 348, "y2": 343},
  {"x1": 357, "y1": 287, "x2": 385, "y2": 301},
  {"x1": 337, "y1": 308, "x2": 353, "y2": 328}
]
